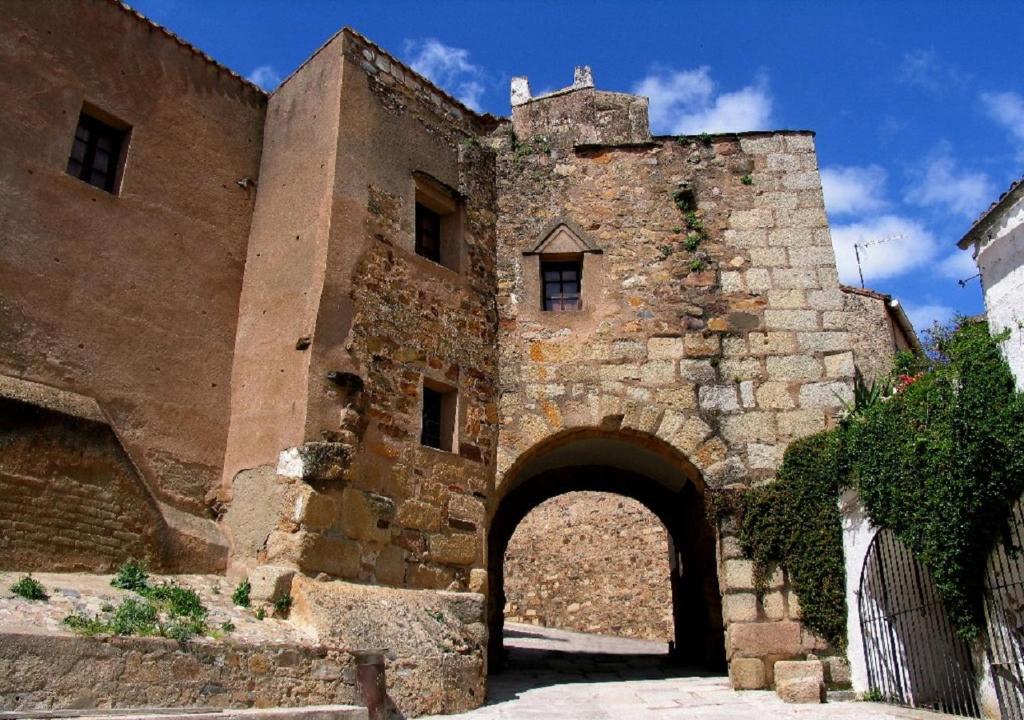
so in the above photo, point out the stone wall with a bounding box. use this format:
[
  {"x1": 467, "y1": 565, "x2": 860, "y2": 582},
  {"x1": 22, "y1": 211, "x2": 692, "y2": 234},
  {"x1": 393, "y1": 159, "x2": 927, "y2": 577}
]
[
  {"x1": 0, "y1": 633, "x2": 356, "y2": 712},
  {"x1": 223, "y1": 31, "x2": 499, "y2": 597},
  {"x1": 0, "y1": 0, "x2": 266, "y2": 568},
  {"x1": 0, "y1": 398, "x2": 164, "y2": 572},
  {"x1": 492, "y1": 80, "x2": 862, "y2": 679},
  {"x1": 504, "y1": 492, "x2": 673, "y2": 641}
]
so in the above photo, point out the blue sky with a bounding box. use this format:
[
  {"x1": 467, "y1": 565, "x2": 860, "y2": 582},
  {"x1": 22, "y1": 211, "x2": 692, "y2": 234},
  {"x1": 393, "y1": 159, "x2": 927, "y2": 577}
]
[{"x1": 133, "y1": 0, "x2": 1024, "y2": 332}]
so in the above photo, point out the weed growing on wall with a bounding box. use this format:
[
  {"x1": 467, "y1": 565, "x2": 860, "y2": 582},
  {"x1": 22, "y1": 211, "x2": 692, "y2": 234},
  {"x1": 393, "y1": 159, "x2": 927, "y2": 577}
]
[{"x1": 737, "y1": 320, "x2": 1024, "y2": 646}]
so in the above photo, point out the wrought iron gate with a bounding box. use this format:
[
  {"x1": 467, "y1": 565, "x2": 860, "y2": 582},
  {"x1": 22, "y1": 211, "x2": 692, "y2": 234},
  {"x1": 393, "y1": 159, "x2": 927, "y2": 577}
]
[
  {"x1": 859, "y1": 528, "x2": 980, "y2": 717},
  {"x1": 985, "y1": 497, "x2": 1024, "y2": 720}
]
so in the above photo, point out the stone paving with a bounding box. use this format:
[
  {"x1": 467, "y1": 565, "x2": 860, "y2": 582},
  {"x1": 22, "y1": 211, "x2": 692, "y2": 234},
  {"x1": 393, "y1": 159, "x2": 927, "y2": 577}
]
[{"x1": 422, "y1": 623, "x2": 967, "y2": 720}]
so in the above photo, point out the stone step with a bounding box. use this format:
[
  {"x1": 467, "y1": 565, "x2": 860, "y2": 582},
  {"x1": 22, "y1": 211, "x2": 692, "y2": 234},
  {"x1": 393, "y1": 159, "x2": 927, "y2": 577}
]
[
  {"x1": 827, "y1": 689, "x2": 858, "y2": 702},
  {"x1": 0, "y1": 707, "x2": 367, "y2": 720}
]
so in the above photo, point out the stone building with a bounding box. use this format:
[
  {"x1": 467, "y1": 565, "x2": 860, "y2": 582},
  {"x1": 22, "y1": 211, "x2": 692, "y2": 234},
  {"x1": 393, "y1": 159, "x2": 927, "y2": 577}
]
[
  {"x1": 959, "y1": 176, "x2": 1024, "y2": 389},
  {"x1": 0, "y1": 0, "x2": 909, "y2": 713}
]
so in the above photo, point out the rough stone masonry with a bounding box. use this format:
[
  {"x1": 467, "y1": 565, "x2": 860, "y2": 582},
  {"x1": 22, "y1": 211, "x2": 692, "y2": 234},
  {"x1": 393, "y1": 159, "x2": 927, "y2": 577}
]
[{"x1": 0, "y1": 1, "x2": 911, "y2": 714}]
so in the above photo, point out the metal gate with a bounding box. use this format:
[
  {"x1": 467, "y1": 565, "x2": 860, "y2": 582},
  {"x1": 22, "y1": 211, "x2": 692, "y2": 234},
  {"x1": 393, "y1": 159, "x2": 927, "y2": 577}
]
[
  {"x1": 859, "y1": 528, "x2": 980, "y2": 716},
  {"x1": 985, "y1": 497, "x2": 1024, "y2": 719}
]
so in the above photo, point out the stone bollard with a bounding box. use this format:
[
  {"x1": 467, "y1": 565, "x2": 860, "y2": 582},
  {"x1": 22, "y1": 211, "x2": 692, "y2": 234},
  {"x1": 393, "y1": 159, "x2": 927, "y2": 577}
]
[{"x1": 352, "y1": 649, "x2": 387, "y2": 720}]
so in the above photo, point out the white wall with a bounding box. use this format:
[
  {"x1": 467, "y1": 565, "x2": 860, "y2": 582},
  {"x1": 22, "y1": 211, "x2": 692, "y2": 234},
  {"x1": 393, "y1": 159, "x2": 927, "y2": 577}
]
[
  {"x1": 840, "y1": 488, "x2": 876, "y2": 694},
  {"x1": 973, "y1": 193, "x2": 1024, "y2": 391}
]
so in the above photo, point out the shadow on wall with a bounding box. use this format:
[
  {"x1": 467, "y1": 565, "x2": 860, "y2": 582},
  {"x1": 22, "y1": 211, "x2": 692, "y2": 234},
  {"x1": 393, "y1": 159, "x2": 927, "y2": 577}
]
[{"x1": 0, "y1": 386, "x2": 225, "y2": 573}]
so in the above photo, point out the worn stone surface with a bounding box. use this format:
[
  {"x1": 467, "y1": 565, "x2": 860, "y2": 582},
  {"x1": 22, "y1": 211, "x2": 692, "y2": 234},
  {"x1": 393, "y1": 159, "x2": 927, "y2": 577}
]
[
  {"x1": 503, "y1": 492, "x2": 673, "y2": 641},
  {"x1": 290, "y1": 576, "x2": 486, "y2": 716},
  {"x1": 774, "y1": 660, "x2": 825, "y2": 704}
]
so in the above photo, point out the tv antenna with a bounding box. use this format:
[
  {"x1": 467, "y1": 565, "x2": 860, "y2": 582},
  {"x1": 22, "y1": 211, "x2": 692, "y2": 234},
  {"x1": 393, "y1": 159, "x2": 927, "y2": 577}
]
[{"x1": 854, "y1": 233, "x2": 903, "y2": 289}]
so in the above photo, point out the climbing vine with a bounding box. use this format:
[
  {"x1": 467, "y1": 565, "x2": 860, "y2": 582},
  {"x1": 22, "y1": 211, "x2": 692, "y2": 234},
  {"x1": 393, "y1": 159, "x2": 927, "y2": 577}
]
[{"x1": 737, "y1": 320, "x2": 1024, "y2": 647}]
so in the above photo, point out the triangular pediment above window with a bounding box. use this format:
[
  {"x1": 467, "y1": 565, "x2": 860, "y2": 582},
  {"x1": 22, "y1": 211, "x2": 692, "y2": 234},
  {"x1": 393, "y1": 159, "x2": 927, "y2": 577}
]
[{"x1": 523, "y1": 219, "x2": 603, "y2": 256}]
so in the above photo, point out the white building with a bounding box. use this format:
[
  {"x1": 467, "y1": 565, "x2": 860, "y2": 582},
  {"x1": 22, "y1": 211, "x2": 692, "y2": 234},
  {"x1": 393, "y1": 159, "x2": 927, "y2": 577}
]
[{"x1": 959, "y1": 176, "x2": 1024, "y2": 389}]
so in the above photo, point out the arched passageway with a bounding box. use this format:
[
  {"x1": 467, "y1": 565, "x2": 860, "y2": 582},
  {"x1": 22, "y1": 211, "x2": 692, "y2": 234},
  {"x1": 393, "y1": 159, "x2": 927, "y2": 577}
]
[{"x1": 487, "y1": 428, "x2": 725, "y2": 674}]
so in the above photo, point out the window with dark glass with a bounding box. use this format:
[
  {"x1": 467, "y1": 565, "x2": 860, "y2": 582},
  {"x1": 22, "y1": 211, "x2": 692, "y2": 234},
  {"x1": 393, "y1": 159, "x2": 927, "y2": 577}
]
[
  {"x1": 421, "y1": 381, "x2": 457, "y2": 452},
  {"x1": 66, "y1": 110, "x2": 127, "y2": 193},
  {"x1": 541, "y1": 259, "x2": 583, "y2": 311},
  {"x1": 415, "y1": 203, "x2": 442, "y2": 263}
]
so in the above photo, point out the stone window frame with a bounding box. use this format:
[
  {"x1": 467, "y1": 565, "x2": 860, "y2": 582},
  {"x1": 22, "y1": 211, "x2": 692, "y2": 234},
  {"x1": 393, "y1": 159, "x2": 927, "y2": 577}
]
[
  {"x1": 521, "y1": 219, "x2": 603, "y2": 322},
  {"x1": 419, "y1": 373, "x2": 461, "y2": 454},
  {"x1": 412, "y1": 171, "x2": 464, "y2": 273},
  {"x1": 66, "y1": 102, "x2": 132, "y2": 195}
]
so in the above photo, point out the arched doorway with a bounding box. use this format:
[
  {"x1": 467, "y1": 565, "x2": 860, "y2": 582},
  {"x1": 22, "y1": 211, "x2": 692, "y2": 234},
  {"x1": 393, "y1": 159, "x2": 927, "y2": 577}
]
[{"x1": 487, "y1": 428, "x2": 725, "y2": 673}]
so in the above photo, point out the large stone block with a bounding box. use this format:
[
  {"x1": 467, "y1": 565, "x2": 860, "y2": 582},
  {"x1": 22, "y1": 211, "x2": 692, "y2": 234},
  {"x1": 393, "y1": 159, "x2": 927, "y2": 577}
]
[
  {"x1": 730, "y1": 657, "x2": 767, "y2": 690},
  {"x1": 766, "y1": 355, "x2": 821, "y2": 381},
  {"x1": 429, "y1": 532, "x2": 480, "y2": 566},
  {"x1": 727, "y1": 620, "x2": 803, "y2": 659},
  {"x1": 249, "y1": 564, "x2": 296, "y2": 604},
  {"x1": 290, "y1": 576, "x2": 486, "y2": 715},
  {"x1": 774, "y1": 660, "x2": 825, "y2": 703}
]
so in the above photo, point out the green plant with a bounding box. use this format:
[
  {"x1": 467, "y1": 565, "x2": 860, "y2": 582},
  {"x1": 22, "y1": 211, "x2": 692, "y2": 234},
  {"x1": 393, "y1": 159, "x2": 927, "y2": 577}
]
[
  {"x1": 658, "y1": 245, "x2": 674, "y2": 259},
  {"x1": 740, "y1": 174, "x2": 754, "y2": 185},
  {"x1": 255, "y1": 607, "x2": 266, "y2": 621},
  {"x1": 698, "y1": 131, "x2": 713, "y2": 147},
  {"x1": 740, "y1": 432, "x2": 848, "y2": 648},
  {"x1": 838, "y1": 372, "x2": 890, "y2": 419},
  {"x1": 10, "y1": 575, "x2": 47, "y2": 601},
  {"x1": 111, "y1": 560, "x2": 149, "y2": 592},
  {"x1": 532, "y1": 135, "x2": 552, "y2": 155},
  {"x1": 232, "y1": 578, "x2": 251, "y2": 608},
  {"x1": 221, "y1": 621, "x2": 236, "y2": 632},
  {"x1": 684, "y1": 233, "x2": 701, "y2": 252},
  {"x1": 110, "y1": 598, "x2": 159, "y2": 636},
  {"x1": 274, "y1": 594, "x2": 293, "y2": 616},
  {"x1": 671, "y1": 187, "x2": 698, "y2": 214},
  {"x1": 672, "y1": 226, "x2": 683, "y2": 234},
  {"x1": 684, "y1": 211, "x2": 704, "y2": 232},
  {"x1": 688, "y1": 257, "x2": 706, "y2": 273},
  {"x1": 862, "y1": 688, "x2": 885, "y2": 703},
  {"x1": 62, "y1": 613, "x2": 108, "y2": 636}
]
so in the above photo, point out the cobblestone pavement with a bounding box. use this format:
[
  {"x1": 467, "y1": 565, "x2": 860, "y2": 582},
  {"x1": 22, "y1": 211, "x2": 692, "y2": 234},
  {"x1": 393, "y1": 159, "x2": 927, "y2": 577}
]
[{"x1": 423, "y1": 623, "x2": 966, "y2": 720}]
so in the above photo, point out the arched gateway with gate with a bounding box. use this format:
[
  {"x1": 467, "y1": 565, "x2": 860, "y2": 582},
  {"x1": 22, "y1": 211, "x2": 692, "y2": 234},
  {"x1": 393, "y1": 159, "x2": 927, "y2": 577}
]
[{"x1": 488, "y1": 428, "x2": 725, "y2": 670}]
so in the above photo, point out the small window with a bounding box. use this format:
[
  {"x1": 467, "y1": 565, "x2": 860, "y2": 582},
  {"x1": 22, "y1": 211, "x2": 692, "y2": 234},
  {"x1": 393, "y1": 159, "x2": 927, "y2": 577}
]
[
  {"x1": 420, "y1": 380, "x2": 458, "y2": 452},
  {"x1": 66, "y1": 108, "x2": 128, "y2": 193},
  {"x1": 541, "y1": 258, "x2": 583, "y2": 311},
  {"x1": 415, "y1": 203, "x2": 442, "y2": 263},
  {"x1": 413, "y1": 175, "x2": 462, "y2": 270}
]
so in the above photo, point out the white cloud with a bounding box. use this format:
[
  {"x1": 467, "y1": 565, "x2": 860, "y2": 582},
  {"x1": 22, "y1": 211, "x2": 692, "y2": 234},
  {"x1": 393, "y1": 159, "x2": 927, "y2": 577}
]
[
  {"x1": 904, "y1": 302, "x2": 955, "y2": 334},
  {"x1": 980, "y1": 90, "x2": 1024, "y2": 160},
  {"x1": 404, "y1": 39, "x2": 485, "y2": 110},
  {"x1": 936, "y1": 251, "x2": 977, "y2": 280},
  {"x1": 632, "y1": 66, "x2": 772, "y2": 135},
  {"x1": 830, "y1": 215, "x2": 938, "y2": 284},
  {"x1": 904, "y1": 143, "x2": 994, "y2": 218},
  {"x1": 247, "y1": 65, "x2": 282, "y2": 91},
  {"x1": 820, "y1": 165, "x2": 888, "y2": 217},
  {"x1": 897, "y1": 49, "x2": 970, "y2": 94}
]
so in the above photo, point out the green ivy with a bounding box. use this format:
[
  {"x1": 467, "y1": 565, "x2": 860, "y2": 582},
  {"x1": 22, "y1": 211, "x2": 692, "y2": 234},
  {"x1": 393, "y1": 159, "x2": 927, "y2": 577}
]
[
  {"x1": 738, "y1": 320, "x2": 1024, "y2": 646},
  {"x1": 740, "y1": 432, "x2": 847, "y2": 648},
  {"x1": 846, "y1": 321, "x2": 1024, "y2": 638}
]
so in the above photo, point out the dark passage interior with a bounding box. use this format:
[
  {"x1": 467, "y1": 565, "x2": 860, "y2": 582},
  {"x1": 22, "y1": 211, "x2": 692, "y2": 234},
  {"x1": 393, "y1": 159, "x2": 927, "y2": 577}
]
[{"x1": 487, "y1": 429, "x2": 726, "y2": 689}]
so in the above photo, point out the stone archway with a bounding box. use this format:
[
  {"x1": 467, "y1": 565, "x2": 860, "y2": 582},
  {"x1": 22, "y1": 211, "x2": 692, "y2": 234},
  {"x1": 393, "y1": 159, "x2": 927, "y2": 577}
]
[{"x1": 487, "y1": 427, "x2": 725, "y2": 672}]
